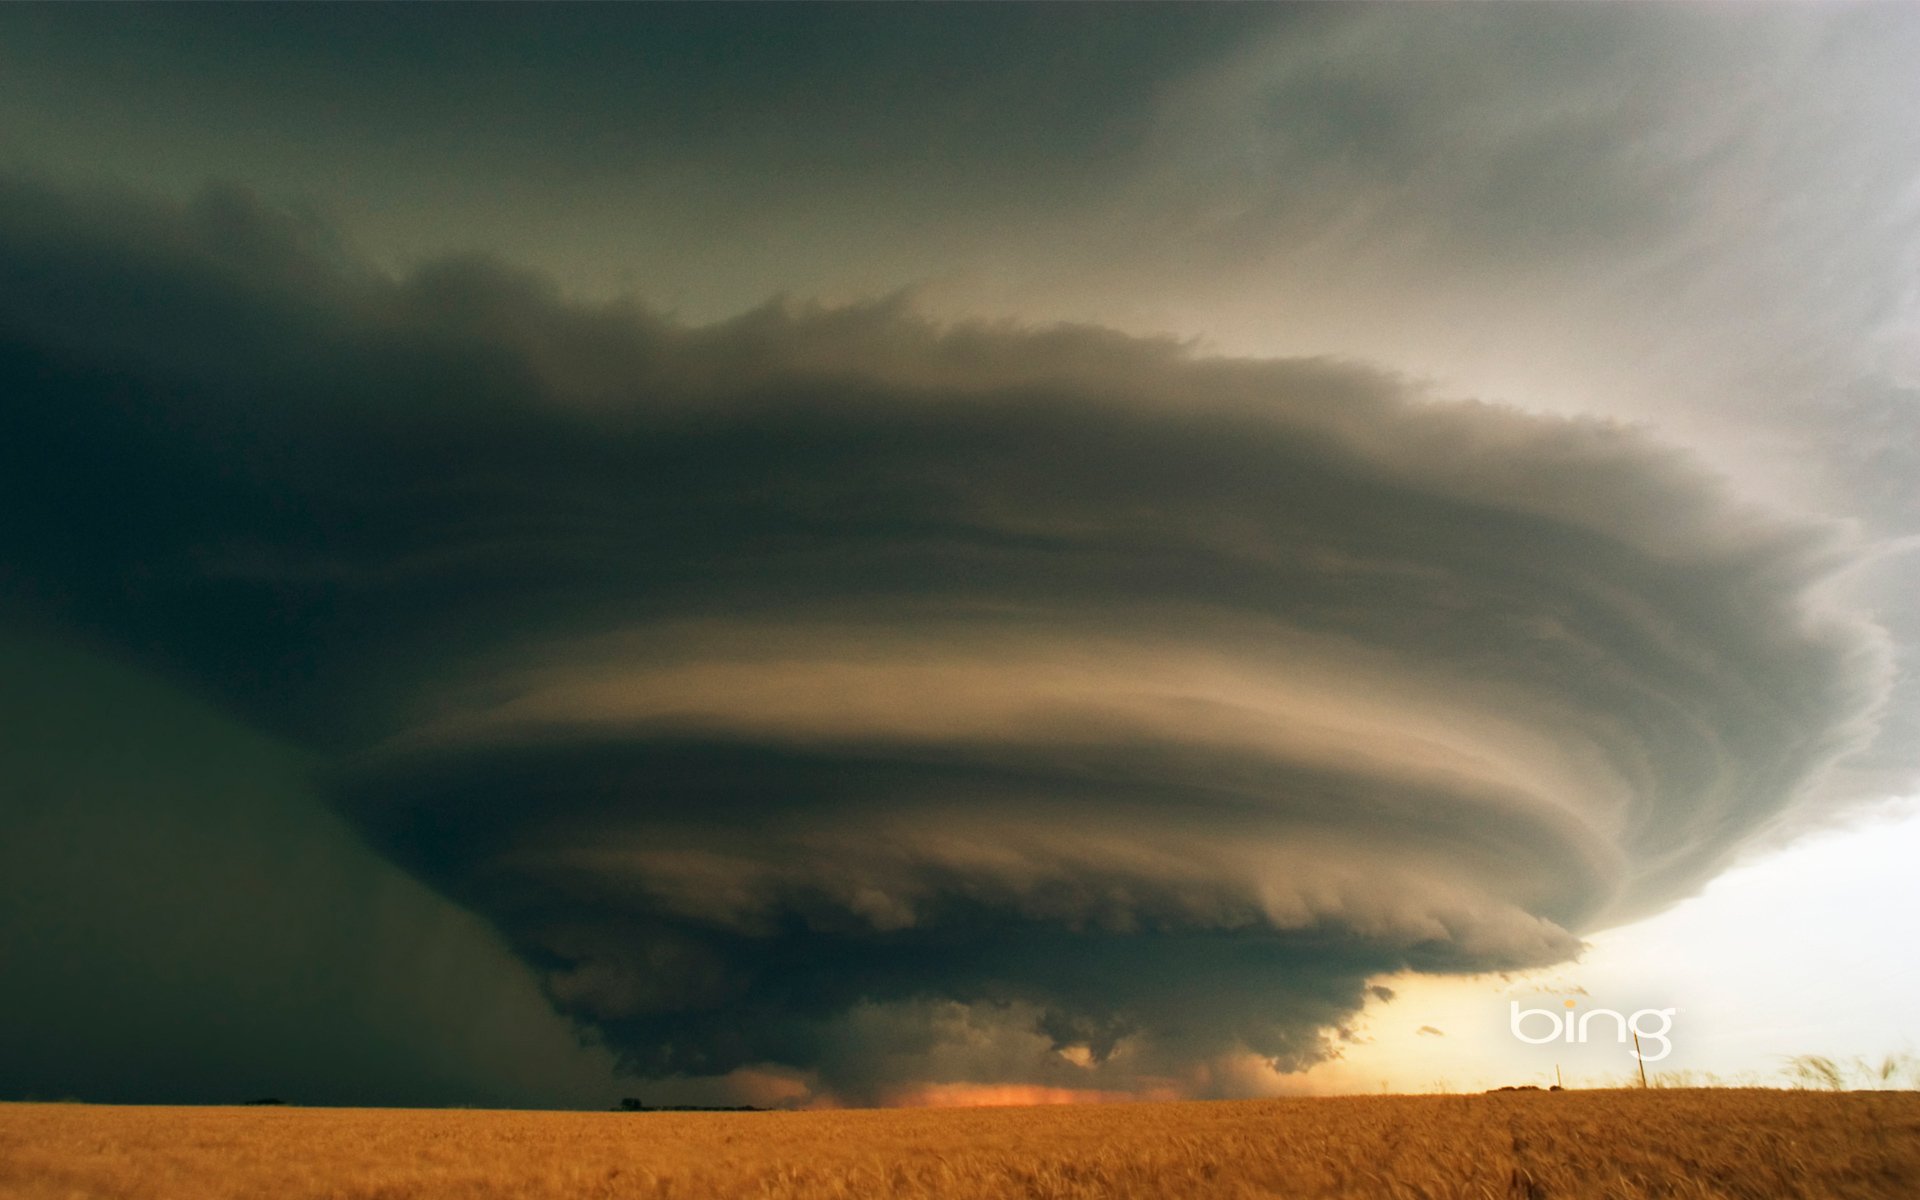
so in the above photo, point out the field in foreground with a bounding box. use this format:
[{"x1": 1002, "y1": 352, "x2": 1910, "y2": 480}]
[{"x1": 3, "y1": 1089, "x2": 1917, "y2": 1199}]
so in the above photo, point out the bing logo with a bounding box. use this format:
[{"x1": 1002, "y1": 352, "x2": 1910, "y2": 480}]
[{"x1": 1510, "y1": 998, "x2": 1676, "y2": 1061}]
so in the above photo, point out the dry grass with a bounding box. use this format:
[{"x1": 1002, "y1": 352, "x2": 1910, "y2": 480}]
[{"x1": 3, "y1": 1089, "x2": 1917, "y2": 1199}]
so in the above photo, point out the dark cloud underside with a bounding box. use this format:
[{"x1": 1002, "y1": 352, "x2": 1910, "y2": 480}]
[{"x1": 0, "y1": 178, "x2": 1891, "y2": 1100}]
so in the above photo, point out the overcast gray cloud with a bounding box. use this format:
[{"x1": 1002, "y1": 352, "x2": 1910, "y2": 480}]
[
  {"x1": 1006, "y1": 6, "x2": 1920, "y2": 531},
  {"x1": 1, "y1": 175, "x2": 1903, "y2": 1103}
]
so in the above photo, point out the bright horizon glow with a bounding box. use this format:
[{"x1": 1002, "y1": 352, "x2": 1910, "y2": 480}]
[{"x1": 1292, "y1": 804, "x2": 1920, "y2": 1095}]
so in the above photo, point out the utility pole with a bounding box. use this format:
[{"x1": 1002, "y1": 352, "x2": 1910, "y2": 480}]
[
  {"x1": 1555, "y1": 1064, "x2": 1562, "y2": 1090},
  {"x1": 1633, "y1": 1032, "x2": 1648, "y2": 1088}
]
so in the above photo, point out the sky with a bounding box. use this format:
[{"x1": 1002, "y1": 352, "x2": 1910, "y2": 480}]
[{"x1": 1, "y1": 4, "x2": 1916, "y2": 1109}]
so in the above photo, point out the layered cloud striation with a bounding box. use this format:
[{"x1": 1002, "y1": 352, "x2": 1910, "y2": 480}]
[{"x1": 0, "y1": 178, "x2": 1893, "y2": 1100}]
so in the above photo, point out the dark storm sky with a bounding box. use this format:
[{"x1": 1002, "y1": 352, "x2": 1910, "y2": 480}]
[{"x1": 2, "y1": 4, "x2": 1916, "y2": 1107}]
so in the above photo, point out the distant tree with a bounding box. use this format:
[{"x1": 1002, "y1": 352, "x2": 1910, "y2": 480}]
[{"x1": 618, "y1": 1097, "x2": 648, "y2": 1111}]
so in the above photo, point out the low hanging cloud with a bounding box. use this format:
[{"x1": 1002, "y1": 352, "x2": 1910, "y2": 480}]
[{"x1": 0, "y1": 176, "x2": 1899, "y2": 1103}]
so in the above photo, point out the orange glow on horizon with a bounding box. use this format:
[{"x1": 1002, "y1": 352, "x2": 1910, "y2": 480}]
[{"x1": 883, "y1": 1082, "x2": 1185, "y2": 1108}]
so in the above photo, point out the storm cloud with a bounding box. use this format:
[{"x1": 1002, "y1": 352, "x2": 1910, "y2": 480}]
[{"x1": 0, "y1": 176, "x2": 1897, "y2": 1102}]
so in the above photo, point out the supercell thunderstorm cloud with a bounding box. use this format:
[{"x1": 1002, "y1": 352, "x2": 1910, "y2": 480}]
[{"x1": 0, "y1": 178, "x2": 1893, "y2": 1102}]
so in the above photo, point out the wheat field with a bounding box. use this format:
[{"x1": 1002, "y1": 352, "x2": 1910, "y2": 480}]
[{"x1": 2, "y1": 1089, "x2": 1915, "y2": 1199}]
